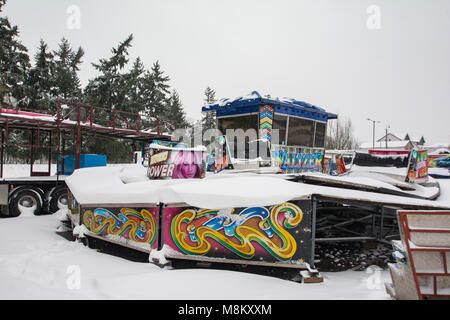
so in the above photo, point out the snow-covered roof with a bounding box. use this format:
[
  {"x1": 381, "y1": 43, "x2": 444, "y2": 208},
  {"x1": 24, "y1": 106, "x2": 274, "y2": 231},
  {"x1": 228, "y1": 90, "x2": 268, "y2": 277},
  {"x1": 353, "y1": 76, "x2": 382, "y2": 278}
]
[
  {"x1": 425, "y1": 142, "x2": 450, "y2": 149},
  {"x1": 66, "y1": 165, "x2": 450, "y2": 210},
  {"x1": 359, "y1": 140, "x2": 412, "y2": 150},
  {"x1": 149, "y1": 144, "x2": 206, "y2": 152},
  {"x1": 0, "y1": 107, "x2": 172, "y2": 141},
  {"x1": 376, "y1": 133, "x2": 401, "y2": 142},
  {"x1": 428, "y1": 148, "x2": 450, "y2": 155},
  {"x1": 404, "y1": 133, "x2": 425, "y2": 143},
  {"x1": 202, "y1": 90, "x2": 337, "y2": 122}
]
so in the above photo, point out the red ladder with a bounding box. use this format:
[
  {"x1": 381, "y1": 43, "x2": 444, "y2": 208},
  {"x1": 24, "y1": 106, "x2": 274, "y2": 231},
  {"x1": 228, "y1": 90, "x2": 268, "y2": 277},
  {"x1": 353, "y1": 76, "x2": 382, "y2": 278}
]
[{"x1": 399, "y1": 210, "x2": 450, "y2": 299}]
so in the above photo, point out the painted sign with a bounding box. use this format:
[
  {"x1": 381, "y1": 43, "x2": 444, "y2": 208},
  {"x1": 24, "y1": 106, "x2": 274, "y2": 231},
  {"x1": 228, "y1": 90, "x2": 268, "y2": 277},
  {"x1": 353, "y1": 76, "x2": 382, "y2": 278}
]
[
  {"x1": 142, "y1": 140, "x2": 188, "y2": 164},
  {"x1": 148, "y1": 145, "x2": 206, "y2": 179},
  {"x1": 81, "y1": 207, "x2": 159, "y2": 250},
  {"x1": 322, "y1": 154, "x2": 347, "y2": 176},
  {"x1": 163, "y1": 200, "x2": 312, "y2": 265},
  {"x1": 322, "y1": 157, "x2": 331, "y2": 175},
  {"x1": 335, "y1": 154, "x2": 347, "y2": 175},
  {"x1": 206, "y1": 136, "x2": 230, "y2": 173},
  {"x1": 271, "y1": 145, "x2": 324, "y2": 174},
  {"x1": 405, "y1": 149, "x2": 428, "y2": 183},
  {"x1": 259, "y1": 105, "x2": 274, "y2": 142}
]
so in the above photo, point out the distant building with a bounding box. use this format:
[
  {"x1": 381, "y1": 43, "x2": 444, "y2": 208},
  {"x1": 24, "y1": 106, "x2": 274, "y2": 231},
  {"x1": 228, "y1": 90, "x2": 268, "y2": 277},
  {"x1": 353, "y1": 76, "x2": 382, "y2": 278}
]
[
  {"x1": 377, "y1": 133, "x2": 402, "y2": 144},
  {"x1": 359, "y1": 140, "x2": 414, "y2": 150},
  {"x1": 404, "y1": 133, "x2": 425, "y2": 146}
]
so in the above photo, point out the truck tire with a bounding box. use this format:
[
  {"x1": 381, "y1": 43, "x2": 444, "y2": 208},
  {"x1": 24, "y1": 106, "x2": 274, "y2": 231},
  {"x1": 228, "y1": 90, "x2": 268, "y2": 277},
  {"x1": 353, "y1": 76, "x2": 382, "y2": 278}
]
[
  {"x1": 48, "y1": 186, "x2": 68, "y2": 213},
  {"x1": 8, "y1": 188, "x2": 43, "y2": 217}
]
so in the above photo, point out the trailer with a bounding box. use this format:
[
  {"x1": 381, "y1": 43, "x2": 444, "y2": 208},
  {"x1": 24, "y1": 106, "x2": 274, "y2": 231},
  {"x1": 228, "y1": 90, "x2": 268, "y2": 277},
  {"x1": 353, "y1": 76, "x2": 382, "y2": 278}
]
[
  {"x1": 63, "y1": 159, "x2": 450, "y2": 282},
  {"x1": 24, "y1": 91, "x2": 443, "y2": 284},
  {"x1": 61, "y1": 92, "x2": 449, "y2": 281},
  {"x1": 0, "y1": 101, "x2": 175, "y2": 217}
]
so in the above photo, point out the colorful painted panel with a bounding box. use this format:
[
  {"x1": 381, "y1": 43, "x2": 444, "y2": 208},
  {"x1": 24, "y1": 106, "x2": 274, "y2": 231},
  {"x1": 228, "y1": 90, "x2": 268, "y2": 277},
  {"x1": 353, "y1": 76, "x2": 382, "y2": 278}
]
[
  {"x1": 259, "y1": 105, "x2": 274, "y2": 142},
  {"x1": 335, "y1": 154, "x2": 347, "y2": 175},
  {"x1": 67, "y1": 190, "x2": 81, "y2": 225},
  {"x1": 163, "y1": 200, "x2": 312, "y2": 265},
  {"x1": 322, "y1": 154, "x2": 347, "y2": 176},
  {"x1": 206, "y1": 136, "x2": 230, "y2": 173},
  {"x1": 82, "y1": 207, "x2": 159, "y2": 250},
  {"x1": 67, "y1": 190, "x2": 79, "y2": 216},
  {"x1": 322, "y1": 157, "x2": 331, "y2": 175},
  {"x1": 271, "y1": 145, "x2": 324, "y2": 174},
  {"x1": 405, "y1": 150, "x2": 428, "y2": 183}
]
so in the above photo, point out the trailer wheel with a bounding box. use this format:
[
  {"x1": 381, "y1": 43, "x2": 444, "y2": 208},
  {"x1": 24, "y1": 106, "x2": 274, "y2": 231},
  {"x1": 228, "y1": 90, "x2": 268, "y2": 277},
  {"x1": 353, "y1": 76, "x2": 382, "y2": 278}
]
[
  {"x1": 8, "y1": 188, "x2": 43, "y2": 217},
  {"x1": 48, "y1": 187, "x2": 68, "y2": 213}
]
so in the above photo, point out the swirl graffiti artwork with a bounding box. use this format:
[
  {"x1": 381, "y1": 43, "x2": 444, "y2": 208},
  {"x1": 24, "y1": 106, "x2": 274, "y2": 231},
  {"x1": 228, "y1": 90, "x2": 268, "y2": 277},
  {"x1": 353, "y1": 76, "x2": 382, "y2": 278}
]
[
  {"x1": 83, "y1": 207, "x2": 157, "y2": 246},
  {"x1": 170, "y1": 202, "x2": 304, "y2": 261}
]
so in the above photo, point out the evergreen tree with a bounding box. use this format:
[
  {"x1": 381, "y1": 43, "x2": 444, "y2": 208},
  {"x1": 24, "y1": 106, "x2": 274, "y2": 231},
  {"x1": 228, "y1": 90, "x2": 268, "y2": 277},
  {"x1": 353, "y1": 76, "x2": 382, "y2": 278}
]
[
  {"x1": 22, "y1": 38, "x2": 84, "y2": 114},
  {"x1": 202, "y1": 86, "x2": 217, "y2": 133},
  {"x1": 141, "y1": 61, "x2": 170, "y2": 117},
  {"x1": 0, "y1": 15, "x2": 30, "y2": 105},
  {"x1": 51, "y1": 38, "x2": 84, "y2": 103},
  {"x1": 24, "y1": 39, "x2": 54, "y2": 111},
  {"x1": 83, "y1": 35, "x2": 138, "y2": 162},
  {"x1": 85, "y1": 34, "x2": 133, "y2": 110},
  {"x1": 166, "y1": 89, "x2": 187, "y2": 129},
  {"x1": 0, "y1": 14, "x2": 32, "y2": 160},
  {"x1": 123, "y1": 57, "x2": 145, "y2": 114}
]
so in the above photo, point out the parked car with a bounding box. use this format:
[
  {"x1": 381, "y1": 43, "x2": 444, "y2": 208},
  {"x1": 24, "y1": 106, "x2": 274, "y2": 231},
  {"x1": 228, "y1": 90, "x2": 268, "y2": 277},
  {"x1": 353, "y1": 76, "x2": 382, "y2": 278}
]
[{"x1": 436, "y1": 156, "x2": 450, "y2": 168}]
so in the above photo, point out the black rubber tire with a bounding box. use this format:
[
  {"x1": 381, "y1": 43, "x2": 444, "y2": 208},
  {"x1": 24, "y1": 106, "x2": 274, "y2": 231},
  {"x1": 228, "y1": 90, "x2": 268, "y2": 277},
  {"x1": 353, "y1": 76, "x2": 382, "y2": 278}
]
[
  {"x1": 48, "y1": 186, "x2": 68, "y2": 214},
  {"x1": 8, "y1": 188, "x2": 43, "y2": 217}
]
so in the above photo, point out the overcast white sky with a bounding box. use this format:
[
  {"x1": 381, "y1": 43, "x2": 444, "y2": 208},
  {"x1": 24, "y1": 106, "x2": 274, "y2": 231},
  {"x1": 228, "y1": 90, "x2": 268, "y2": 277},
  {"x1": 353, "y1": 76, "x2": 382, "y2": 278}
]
[{"x1": 3, "y1": 0, "x2": 450, "y2": 145}]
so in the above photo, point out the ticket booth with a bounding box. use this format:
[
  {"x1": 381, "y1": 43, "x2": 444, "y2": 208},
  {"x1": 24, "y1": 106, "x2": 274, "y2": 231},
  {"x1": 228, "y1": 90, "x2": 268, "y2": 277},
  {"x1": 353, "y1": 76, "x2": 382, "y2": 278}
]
[{"x1": 202, "y1": 91, "x2": 338, "y2": 173}]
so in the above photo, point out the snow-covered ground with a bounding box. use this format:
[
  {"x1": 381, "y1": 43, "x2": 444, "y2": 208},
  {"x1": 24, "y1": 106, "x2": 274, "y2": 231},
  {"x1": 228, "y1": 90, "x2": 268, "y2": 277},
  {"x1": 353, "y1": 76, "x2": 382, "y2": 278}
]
[
  {"x1": 0, "y1": 212, "x2": 392, "y2": 300},
  {"x1": 1, "y1": 164, "x2": 449, "y2": 300}
]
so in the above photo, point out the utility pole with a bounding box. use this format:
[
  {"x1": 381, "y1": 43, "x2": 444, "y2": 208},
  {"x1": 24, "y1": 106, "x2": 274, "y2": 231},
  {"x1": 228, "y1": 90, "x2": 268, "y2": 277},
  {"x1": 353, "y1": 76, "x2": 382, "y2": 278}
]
[
  {"x1": 385, "y1": 125, "x2": 390, "y2": 148},
  {"x1": 367, "y1": 118, "x2": 380, "y2": 149}
]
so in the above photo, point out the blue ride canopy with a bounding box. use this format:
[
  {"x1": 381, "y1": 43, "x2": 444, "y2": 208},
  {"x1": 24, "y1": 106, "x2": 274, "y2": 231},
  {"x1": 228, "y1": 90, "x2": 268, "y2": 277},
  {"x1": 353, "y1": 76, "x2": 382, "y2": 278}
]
[{"x1": 202, "y1": 90, "x2": 337, "y2": 122}]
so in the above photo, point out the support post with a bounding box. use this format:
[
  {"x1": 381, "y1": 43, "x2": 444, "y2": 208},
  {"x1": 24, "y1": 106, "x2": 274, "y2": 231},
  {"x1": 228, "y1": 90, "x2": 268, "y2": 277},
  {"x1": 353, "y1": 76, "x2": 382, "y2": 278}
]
[
  {"x1": 48, "y1": 132, "x2": 52, "y2": 176},
  {"x1": 30, "y1": 129, "x2": 34, "y2": 176},
  {"x1": 0, "y1": 129, "x2": 4, "y2": 178},
  {"x1": 311, "y1": 197, "x2": 317, "y2": 268},
  {"x1": 75, "y1": 104, "x2": 81, "y2": 170},
  {"x1": 158, "y1": 203, "x2": 164, "y2": 251}
]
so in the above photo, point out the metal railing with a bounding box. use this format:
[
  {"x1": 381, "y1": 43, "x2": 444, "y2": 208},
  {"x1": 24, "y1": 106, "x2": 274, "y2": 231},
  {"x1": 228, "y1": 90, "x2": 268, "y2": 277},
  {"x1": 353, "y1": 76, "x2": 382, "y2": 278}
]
[{"x1": 56, "y1": 101, "x2": 177, "y2": 135}]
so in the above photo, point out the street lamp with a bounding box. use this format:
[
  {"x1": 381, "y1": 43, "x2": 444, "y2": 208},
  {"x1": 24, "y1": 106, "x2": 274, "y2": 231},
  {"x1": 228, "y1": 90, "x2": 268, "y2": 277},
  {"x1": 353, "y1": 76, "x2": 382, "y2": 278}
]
[{"x1": 367, "y1": 118, "x2": 380, "y2": 149}]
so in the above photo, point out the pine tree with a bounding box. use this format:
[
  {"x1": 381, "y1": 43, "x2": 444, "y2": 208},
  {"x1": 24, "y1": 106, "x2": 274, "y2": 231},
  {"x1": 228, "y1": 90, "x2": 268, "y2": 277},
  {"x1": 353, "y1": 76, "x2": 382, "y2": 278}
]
[
  {"x1": 83, "y1": 34, "x2": 139, "y2": 163},
  {"x1": 85, "y1": 34, "x2": 133, "y2": 110},
  {"x1": 142, "y1": 61, "x2": 170, "y2": 117},
  {"x1": 166, "y1": 89, "x2": 188, "y2": 129},
  {"x1": 0, "y1": 15, "x2": 30, "y2": 105},
  {"x1": 24, "y1": 39, "x2": 54, "y2": 111},
  {"x1": 51, "y1": 38, "x2": 84, "y2": 103},
  {"x1": 202, "y1": 86, "x2": 217, "y2": 133},
  {"x1": 0, "y1": 1, "x2": 5, "y2": 12},
  {"x1": 123, "y1": 56, "x2": 145, "y2": 114}
]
